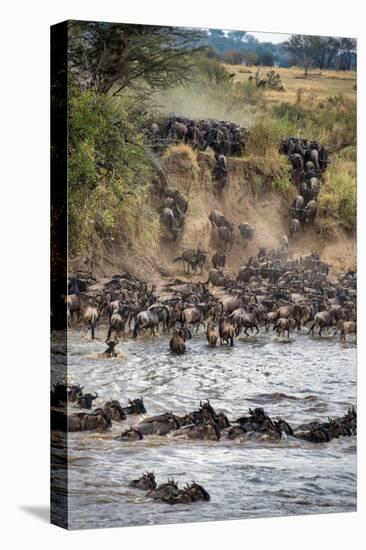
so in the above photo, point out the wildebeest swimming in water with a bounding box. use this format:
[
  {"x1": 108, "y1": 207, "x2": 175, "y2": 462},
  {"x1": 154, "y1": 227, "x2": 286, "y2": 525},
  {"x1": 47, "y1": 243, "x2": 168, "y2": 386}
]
[
  {"x1": 129, "y1": 471, "x2": 157, "y2": 490},
  {"x1": 130, "y1": 472, "x2": 211, "y2": 504},
  {"x1": 51, "y1": 407, "x2": 112, "y2": 432}
]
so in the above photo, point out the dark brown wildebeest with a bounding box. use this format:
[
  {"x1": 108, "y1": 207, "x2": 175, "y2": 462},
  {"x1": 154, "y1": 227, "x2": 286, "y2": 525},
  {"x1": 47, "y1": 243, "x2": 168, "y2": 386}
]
[
  {"x1": 207, "y1": 269, "x2": 227, "y2": 287},
  {"x1": 51, "y1": 408, "x2": 112, "y2": 432},
  {"x1": 211, "y1": 250, "x2": 226, "y2": 270},
  {"x1": 104, "y1": 400, "x2": 127, "y2": 420},
  {"x1": 238, "y1": 223, "x2": 255, "y2": 248},
  {"x1": 115, "y1": 428, "x2": 144, "y2": 441},
  {"x1": 208, "y1": 209, "x2": 232, "y2": 229},
  {"x1": 77, "y1": 391, "x2": 98, "y2": 410},
  {"x1": 137, "y1": 412, "x2": 180, "y2": 436},
  {"x1": 129, "y1": 472, "x2": 157, "y2": 490},
  {"x1": 218, "y1": 226, "x2": 234, "y2": 251},
  {"x1": 174, "y1": 249, "x2": 207, "y2": 274},
  {"x1": 170, "y1": 421, "x2": 221, "y2": 441}
]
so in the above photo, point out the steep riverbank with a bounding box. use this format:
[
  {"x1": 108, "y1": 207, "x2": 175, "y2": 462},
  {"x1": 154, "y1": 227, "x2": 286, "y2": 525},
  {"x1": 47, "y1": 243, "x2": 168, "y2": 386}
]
[{"x1": 69, "y1": 147, "x2": 356, "y2": 283}]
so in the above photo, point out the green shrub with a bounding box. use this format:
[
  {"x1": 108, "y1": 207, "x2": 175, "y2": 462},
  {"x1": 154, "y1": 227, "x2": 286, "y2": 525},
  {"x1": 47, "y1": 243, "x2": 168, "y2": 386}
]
[
  {"x1": 319, "y1": 157, "x2": 356, "y2": 231},
  {"x1": 68, "y1": 76, "x2": 154, "y2": 255}
]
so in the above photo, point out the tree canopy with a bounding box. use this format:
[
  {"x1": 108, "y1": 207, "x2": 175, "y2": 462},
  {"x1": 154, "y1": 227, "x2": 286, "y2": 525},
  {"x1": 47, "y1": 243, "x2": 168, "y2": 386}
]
[{"x1": 69, "y1": 21, "x2": 204, "y2": 95}]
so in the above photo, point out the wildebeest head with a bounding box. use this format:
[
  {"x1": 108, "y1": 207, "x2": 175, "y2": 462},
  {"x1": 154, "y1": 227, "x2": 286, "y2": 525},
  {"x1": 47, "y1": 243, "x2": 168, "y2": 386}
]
[
  {"x1": 184, "y1": 482, "x2": 211, "y2": 501},
  {"x1": 105, "y1": 399, "x2": 127, "y2": 420},
  {"x1": 128, "y1": 397, "x2": 146, "y2": 414},
  {"x1": 78, "y1": 392, "x2": 98, "y2": 410},
  {"x1": 68, "y1": 384, "x2": 84, "y2": 402}
]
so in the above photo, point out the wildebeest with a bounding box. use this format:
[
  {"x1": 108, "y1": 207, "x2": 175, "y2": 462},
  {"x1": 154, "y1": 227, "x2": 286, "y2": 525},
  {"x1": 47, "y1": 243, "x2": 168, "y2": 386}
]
[
  {"x1": 104, "y1": 400, "x2": 127, "y2": 420},
  {"x1": 170, "y1": 421, "x2": 221, "y2": 441},
  {"x1": 213, "y1": 154, "x2": 228, "y2": 188},
  {"x1": 83, "y1": 305, "x2": 99, "y2": 339},
  {"x1": 273, "y1": 317, "x2": 291, "y2": 338},
  {"x1": 129, "y1": 472, "x2": 157, "y2": 490},
  {"x1": 336, "y1": 320, "x2": 356, "y2": 341},
  {"x1": 289, "y1": 218, "x2": 300, "y2": 239},
  {"x1": 174, "y1": 249, "x2": 207, "y2": 274},
  {"x1": 169, "y1": 328, "x2": 191, "y2": 354},
  {"x1": 208, "y1": 210, "x2": 232, "y2": 230},
  {"x1": 137, "y1": 412, "x2": 180, "y2": 436},
  {"x1": 133, "y1": 310, "x2": 160, "y2": 338},
  {"x1": 51, "y1": 408, "x2": 112, "y2": 432},
  {"x1": 206, "y1": 322, "x2": 218, "y2": 347},
  {"x1": 182, "y1": 306, "x2": 205, "y2": 332},
  {"x1": 77, "y1": 391, "x2": 98, "y2": 410},
  {"x1": 115, "y1": 428, "x2": 144, "y2": 441},
  {"x1": 121, "y1": 398, "x2": 147, "y2": 415},
  {"x1": 211, "y1": 250, "x2": 226, "y2": 269},
  {"x1": 309, "y1": 309, "x2": 336, "y2": 336},
  {"x1": 219, "y1": 317, "x2": 235, "y2": 346},
  {"x1": 230, "y1": 308, "x2": 259, "y2": 336},
  {"x1": 207, "y1": 268, "x2": 227, "y2": 287},
  {"x1": 238, "y1": 223, "x2": 255, "y2": 248},
  {"x1": 309, "y1": 177, "x2": 320, "y2": 199},
  {"x1": 218, "y1": 226, "x2": 234, "y2": 251},
  {"x1": 304, "y1": 200, "x2": 317, "y2": 226}
]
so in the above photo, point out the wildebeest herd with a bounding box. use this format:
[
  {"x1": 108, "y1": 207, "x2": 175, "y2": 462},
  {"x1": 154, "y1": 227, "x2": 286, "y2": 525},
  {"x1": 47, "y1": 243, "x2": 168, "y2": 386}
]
[
  {"x1": 51, "y1": 380, "x2": 357, "y2": 446},
  {"x1": 280, "y1": 137, "x2": 330, "y2": 238},
  {"x1": 149, "y1": 116, "x2": 248, "y2": 156},
  {"x1": 64, "y1": 235, "x2": 356, "y2": 353},
  {"x1": 150, "y1": 116, "x2": 247, "y2": 193},
  {"x1": 57, "y1": 130, "x2": 355, "y2": 510}
]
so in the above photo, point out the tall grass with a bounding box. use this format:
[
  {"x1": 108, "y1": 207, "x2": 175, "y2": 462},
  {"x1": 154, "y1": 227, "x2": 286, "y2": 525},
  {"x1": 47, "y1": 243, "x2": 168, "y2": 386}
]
[{"x1": 319, "y1": 156, "x2": 356, "y2": 232}]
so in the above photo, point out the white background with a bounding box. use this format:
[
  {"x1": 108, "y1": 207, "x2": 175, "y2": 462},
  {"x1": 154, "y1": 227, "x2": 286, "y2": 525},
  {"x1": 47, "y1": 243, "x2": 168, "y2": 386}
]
[{"x1": 0, "y1": 0, "x2": 364, "y2": 547}]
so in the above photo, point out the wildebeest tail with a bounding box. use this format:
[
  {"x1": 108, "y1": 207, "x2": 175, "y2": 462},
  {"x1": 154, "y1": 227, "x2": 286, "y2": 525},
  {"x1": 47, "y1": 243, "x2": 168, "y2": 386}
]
[{"x1": 173, "y1": 256, "x2": 183, "y2": 262}]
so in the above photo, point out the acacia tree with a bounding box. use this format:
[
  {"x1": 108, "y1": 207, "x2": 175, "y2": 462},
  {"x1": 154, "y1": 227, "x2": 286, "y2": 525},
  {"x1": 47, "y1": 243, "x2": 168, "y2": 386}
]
[
  {"x1": 284, "y1": 35, "x2": 316, "y2": 77},
  {"x1": 222, "y1": 49, "x2": 244, "y2": 65},
  {"x1": 68, "y1": 21, "x2": 204, "y2": 96}
]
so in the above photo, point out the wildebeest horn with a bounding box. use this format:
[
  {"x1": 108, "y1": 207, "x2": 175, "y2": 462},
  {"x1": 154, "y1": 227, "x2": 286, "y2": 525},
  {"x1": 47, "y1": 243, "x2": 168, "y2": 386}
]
[{"x1": 93, "y1": 392, "x2": 98, "y2": 399}]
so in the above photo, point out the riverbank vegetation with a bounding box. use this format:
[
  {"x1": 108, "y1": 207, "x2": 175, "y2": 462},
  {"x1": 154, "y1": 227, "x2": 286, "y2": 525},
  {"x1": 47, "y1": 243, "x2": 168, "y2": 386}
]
[{"x1": 68, "y1": 22, "x2": 356, "y2": 265}]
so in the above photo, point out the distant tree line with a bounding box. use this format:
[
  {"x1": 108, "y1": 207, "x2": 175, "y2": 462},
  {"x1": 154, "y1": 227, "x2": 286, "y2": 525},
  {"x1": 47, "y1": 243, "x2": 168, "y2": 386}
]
[{"x1": 200, "y1": 30, "x2": 357, "y2": 71}]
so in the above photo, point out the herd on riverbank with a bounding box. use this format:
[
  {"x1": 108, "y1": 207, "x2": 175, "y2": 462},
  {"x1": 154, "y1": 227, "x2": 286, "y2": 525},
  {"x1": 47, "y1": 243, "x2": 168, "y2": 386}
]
[
  {"x1": 153, "y1": 125, "x2": 329, "y2": 241},
  {"x1": 66, "y1": 243, "x2": 356, "y2": 355}
]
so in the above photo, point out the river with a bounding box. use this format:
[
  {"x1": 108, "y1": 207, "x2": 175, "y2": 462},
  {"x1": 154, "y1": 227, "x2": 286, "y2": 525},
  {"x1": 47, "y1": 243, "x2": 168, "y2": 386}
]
[{"x1": 52, "y1": 328, "x2": 356, "y2": 529}]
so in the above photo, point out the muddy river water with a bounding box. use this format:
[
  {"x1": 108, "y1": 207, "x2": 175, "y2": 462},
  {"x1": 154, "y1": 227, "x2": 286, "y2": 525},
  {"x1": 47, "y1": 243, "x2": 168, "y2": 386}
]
[{"x1": 52, "y1": 328, "x2": 356, "y2": 529}]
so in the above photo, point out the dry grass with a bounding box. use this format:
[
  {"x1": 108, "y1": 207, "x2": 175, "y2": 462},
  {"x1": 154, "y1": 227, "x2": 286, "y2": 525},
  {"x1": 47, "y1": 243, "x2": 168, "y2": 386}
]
[
  {"x1": 224, "y1": 64, "x2": 357, "y2": 105},
  {"x1": 162, "y1": 143, "x2": 200, "y2": 181}
]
